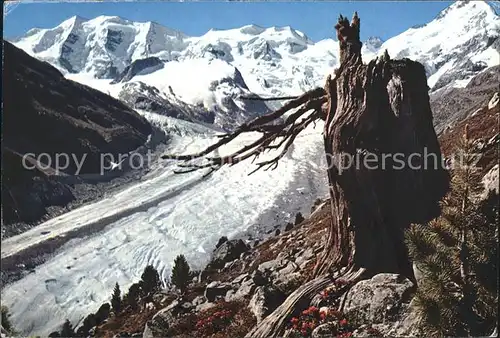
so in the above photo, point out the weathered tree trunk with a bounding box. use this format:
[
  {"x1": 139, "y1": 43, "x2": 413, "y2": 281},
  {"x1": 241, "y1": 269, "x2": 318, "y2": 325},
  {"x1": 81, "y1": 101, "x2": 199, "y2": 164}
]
[{"x1": 246, "y1": 13, "x2": 449, "y2": 338}]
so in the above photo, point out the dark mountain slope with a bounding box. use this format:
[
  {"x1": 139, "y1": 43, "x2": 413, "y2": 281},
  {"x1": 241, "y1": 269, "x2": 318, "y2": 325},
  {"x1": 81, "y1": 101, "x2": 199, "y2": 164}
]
[{"x1": 1, "y1": 42, "x2": 153, "y2": 231}]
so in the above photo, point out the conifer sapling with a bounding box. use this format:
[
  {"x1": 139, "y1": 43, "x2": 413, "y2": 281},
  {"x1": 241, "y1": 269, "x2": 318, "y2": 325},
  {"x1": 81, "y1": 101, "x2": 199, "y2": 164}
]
[
  {"x1": 111, "y1": 282, "x2": 122, "y2": 315},
  {"x1": 171, "y1": 254, "x2": 191, "y2": 294}
]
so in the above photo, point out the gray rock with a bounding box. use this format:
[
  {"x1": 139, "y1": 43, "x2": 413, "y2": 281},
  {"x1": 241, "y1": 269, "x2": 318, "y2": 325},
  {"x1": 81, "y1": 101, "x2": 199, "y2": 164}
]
[
  {"x1": 488, "y1": 92, "x2": 499, "y2": 110},
  {"x1": 231, "y1": 278, "x2": 257, "y2": 300},
  {"x1": 113, "y1": 333, "x2": 131, "y2": 338},
  {"x1": 192, "y1": 295, "x2": 206, "y2": 306},
  {"x1": 250, "y1": 269, "x2": 268, "y2": 286},
  {"x1": 279, "y1": 261, "x2": 299, "y2": 275},
  {"x1": 258, "y1": 259, "x2": 286, "y2": 272},
  {"x1": 152, "y1": 292, "x2": 171, "y2": 305},
  {"x1": 143, "y1": 300, "x2": 185, "y2": 338},
  {"x1": 232, "y1": 273, "x2": 250, "y2": 285},
  {"x1": 276, "y1": 251, "x2": 290, "y2": 261},
  {"x1": 248, "y1": 286, "x2": 286, "y2": 323},
  {"x1": 204, "y1": 281, "x2": 232, "y2": 302},
  {"x1": 298, "y1": 259, "x2": 313, "y2": 270},
  {"x1": 311, "y1": 322, "x2": 339, "y2": 337},
  {"x1": 343, "y1": 273, "x2": 415, "y2": 325},
  {"x1": 196, "y1": 302, "x2": 217, "y2": 312},
  {"x1": 111, "y1": 57, "x2": 164, "y2": 84},
  {"x1": 207, "y1": 239, "x2": 249, "y2": 270},
  {"x1": 216, "y1": 236, "x2": 228, "y2": 249},
  {"x1": 225, "y1": 289, "x2": 236, "y2": 302},
  {"x1": 273, "y1": 271, "x2": 302, "y2": 294}
]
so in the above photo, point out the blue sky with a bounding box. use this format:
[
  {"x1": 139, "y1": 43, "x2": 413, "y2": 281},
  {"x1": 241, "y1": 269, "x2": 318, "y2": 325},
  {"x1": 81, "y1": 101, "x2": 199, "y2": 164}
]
[{"x1": 4, "y1": 1, "x2": 455, "y2": 42}]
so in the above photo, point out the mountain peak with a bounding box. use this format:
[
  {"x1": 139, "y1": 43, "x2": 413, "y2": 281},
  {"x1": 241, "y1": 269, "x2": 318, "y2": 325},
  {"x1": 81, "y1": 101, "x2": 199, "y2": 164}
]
[
  {"x1": 88, "y1": 15, "x2": 131, "y2": 26},
  {"x1": 435, "y1": 0, "x2": 497, "y2": 21},
  {"x1": 57, "y1": 15, "x2": 88, "y2": 29},
  {"x1": 239, "y1": 24, "x2": 266, "y2": 35}
]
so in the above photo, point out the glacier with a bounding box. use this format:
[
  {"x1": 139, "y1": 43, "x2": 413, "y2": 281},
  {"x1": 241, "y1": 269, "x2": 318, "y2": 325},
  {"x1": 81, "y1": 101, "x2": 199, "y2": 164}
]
[{"x1": 1, "y1": 113, "x2": 329, "y2": 336}]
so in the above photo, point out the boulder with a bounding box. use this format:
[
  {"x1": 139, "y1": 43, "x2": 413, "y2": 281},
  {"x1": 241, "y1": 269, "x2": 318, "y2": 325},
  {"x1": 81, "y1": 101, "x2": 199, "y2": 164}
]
[
  {"x1": 207, "y1": 239, "x2": 249, "y2": 270},
  {"x1": 248, "y1": 286, "x2": 286, "y2": 323},
  {"x1": 204, "y1": 281, "x2": 232, "y2": 302},
  {"x1": 311, "y1": 322, "x2": 339, "y2": 337},
  {"x1": 229, "y1": 270, "x2": 267, "y2": 300},
  {"x1": 192, "y1": 295, "x2": 206, "y2": 307},
  {"x1": 258, "y1": 259, "x2": 287, "y2": 273},
  {"x1": 343, "y1": 273, "x2": 415, "y2": 325},
  {"x1": 231, "y1": 273, "x2": 250, "y2": 285},
  {"x1": 215, "y1": 236, "x2": 228, "y2": 249},
  {"x1": 196, "y1": 302, "x2": 217, "y2": 312},
  {"x1": 250, "y1": 269, "x2": 268, "y2": 286},
  {"x1": 143, "y1": 300, "x2": 184, "y2": 338}
]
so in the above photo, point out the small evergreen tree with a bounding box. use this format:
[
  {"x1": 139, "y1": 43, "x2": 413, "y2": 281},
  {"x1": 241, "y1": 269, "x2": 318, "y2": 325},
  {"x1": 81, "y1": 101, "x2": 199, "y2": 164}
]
[
  {"x1": 294, "y1": 212, "x2": 304, "y2": 225},
  {"x1": 125, "y1": 282, "x2": 142, "y2": 310},
  {"x1": 406, "y1": 126, "x2": 498, "y2": 336},
  {"x1": 140, "y1": 265, "x2": 162, "y2": 295},
  {"x1": 60, "y1": 319, "x2": 75, "y2": 337},
  {"x1": 171, "y1": 254, "x2": 191, "y2": 294},
  {"x1": 111, "y1": 283, "x2": 122, "y2": 315}
]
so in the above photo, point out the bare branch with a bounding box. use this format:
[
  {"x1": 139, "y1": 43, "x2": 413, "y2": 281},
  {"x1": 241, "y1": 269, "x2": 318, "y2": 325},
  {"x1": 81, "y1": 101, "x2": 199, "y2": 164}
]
[
  {"x1": 162, "y1": 86, "x2": 327, "y2": 175},
  {"x1": 239, "y1": 95, "x2": 301, "y2": 101}
]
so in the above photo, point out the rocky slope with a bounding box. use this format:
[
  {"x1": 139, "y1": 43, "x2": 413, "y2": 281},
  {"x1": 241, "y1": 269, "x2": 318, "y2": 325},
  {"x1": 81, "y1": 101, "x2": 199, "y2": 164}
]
[
  {"x1": 430, "y1": 65, "x2": 499, "y2": 134},
  {"x1": 2, "y1": 42, "x2": 155, "y2": 235},
  {"x1": 59, "y1": 200, "x2": 426, "y2": 338}
]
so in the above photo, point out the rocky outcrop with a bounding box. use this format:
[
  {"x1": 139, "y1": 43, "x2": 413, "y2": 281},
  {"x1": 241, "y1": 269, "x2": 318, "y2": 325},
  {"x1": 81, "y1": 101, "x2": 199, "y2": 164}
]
[
  {"x1": 118, "y1": 81, "x2": 216, "y2": 124},
  {"x1": 344, "y1": 274, "x2": 415, "y2": 325},
  {"x1": 206, "y1": 239, "x2": 249, "y2": 270},
  {"x1": 112, "y1": 57, "x2": 165, "y2": 83},
  {"x1": 248, "y1": 285, "x2": 286, "y2": 323},
  {"x1": 431, "y1": 65, "x2": 499, "y2": 134},
  {"x1": 143, "y1": 299, "x2": 193, "y2": 338},
  {"x1": 204, "y1": 281, "x2": 232, "y2": 302}
]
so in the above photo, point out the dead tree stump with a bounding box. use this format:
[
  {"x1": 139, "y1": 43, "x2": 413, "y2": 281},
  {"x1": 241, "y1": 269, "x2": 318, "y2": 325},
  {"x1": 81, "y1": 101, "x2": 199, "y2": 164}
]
[{"x1": 245, "y1": 13, "x2": 449, "y2": 337}]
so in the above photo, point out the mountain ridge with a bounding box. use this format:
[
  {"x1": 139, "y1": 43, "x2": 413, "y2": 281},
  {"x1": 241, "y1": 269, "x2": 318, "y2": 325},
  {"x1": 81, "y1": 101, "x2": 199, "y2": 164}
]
[{"x1": 9, "y1": 1, "x2": 498, "y2": 132}]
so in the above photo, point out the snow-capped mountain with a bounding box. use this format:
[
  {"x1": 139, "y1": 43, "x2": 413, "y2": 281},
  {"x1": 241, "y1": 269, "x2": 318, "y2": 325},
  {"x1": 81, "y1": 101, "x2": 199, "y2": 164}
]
[
  {"x1": 14, "y1": 15, "x2": 188, "y2": 77},
  {"x1": 378, "y1": 1, "x2": 499, "y2": 91},
  {"x1": 11, "y1": 1, "x2": 498, "y2": 131}
]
